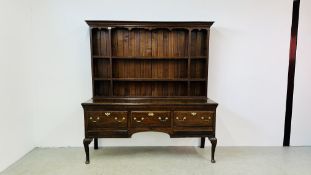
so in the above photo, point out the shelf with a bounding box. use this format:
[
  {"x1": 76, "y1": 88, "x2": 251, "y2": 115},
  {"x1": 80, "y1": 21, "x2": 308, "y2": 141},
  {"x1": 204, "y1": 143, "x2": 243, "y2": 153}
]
[
  {"x1": 190, "y1": 56, "x2": 207, "y2": 59},
  {"x1": 112, "y1": 56, "x2": 188, "y2": 59},
  {"x1": 93, "y1": 96, "x2": 206, "y2": 99},
  {"x1": 93, "y1": 78, "x2": 206, "y2": 81},
  {"x1": 93, "y1": 55, "x2": 110, "y2": 59},
  {"x1": 92, "y1": 96, "x2": 208, "y2": 100},
  {"x1": 94, "y1": 78, "x2": 111, "y2": 81},
  {"x1": 90, "y1": 25, "x2": 210, "y2": 98},
  {"x1": 93, "y1": 55, "x2": 206, "y2": 59},
  {"x1": 92, "y1": 77, "x2": 205, "y2": 82},
  {"x1": 93, "y1": 56, "x2": 206, "y2": 59},
  {"x1": 112, "y1": 78, "x2": 188, "y2": 81},
  {"x1": 189, "y1": 79, "x2": 206, "y2": 81}
]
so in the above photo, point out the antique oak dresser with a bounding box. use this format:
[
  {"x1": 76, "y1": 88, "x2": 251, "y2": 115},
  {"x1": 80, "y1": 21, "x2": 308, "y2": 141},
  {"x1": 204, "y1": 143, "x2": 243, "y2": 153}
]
[{"x1": 82, "y1": 21, "x2": 218, "y2": 164}]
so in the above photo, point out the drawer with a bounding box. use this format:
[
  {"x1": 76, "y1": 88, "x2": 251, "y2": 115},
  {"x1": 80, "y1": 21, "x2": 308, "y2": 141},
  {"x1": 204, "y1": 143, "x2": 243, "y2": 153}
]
[
  {"x1": 86, "y1": 111, "x2": 128, "y2": 129},
  {"x1": 131, "y1": 111, "x2": 171, "y2": 128},
  {"x1": 174, "y1": 111, "x2": 214, "y2": 127}
]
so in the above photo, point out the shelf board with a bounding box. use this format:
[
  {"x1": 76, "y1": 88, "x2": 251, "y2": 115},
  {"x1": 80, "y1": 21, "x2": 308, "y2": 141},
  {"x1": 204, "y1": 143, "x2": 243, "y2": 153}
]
[
  {"x1": 92, "y1": 56, "x2": 206, "y2": 59},
  {"x1": 189, "y1": 78, "x2": 206, "y2": 81},
  {"x1": 191, "y1": 56, "x2": 207, "y2": 59},
  {"x1": 94, "y1": 78, "x2": 111, "y2": 81},
  {"x1": 93, "y1": 78, "x2": 206, "y2": 81},
  {"x1": 111, "y1": 56, "x2": 188, "y2": 59},
  {"x1": 94, "y1": 96, "x2": 203, "y2": 98},
  {"x1": 112, "y1": 78, "x2": 188, "y2": 81},
  {"x1": 93, "y1": 56, "x2": 110, "y2": 59}
]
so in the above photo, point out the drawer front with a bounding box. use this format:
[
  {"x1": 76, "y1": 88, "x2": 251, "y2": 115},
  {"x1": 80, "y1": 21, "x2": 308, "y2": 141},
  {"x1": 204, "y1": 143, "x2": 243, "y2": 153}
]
[
  {"x1": 86, "y1": 111, "x2": 128, "y2": 129},
  {"x1": 174, "y1": 111, "x2": 214, "y2": 127},
  {"x1": 131, "y1": 111, "x2": 171, "y2": 128}
]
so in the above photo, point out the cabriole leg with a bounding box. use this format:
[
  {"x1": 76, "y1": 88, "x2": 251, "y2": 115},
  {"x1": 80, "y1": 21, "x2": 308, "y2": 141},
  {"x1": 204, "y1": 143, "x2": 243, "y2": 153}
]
[
  {"x1": 209, "y1": 137, "x2": 217, "y2": 163},
  {"x1": 83, "y1": 138, "x2": 93, "y2": 164}
]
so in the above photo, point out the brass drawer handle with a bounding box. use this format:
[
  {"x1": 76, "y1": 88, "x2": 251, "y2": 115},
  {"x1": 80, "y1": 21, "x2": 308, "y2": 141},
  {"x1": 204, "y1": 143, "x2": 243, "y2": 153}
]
[
  {"x1": 133, "y1": 117, "x2": 144, "y2": 123},
  {"x1": 158, "y1": 117, "x2": 168, "y2": 122},
  {"x1": 114, "y1": 117, "x2": 126, "y2": 123},
  {"x1": 201, "y1": 116, "x2": 212, "y2": 121},
  {"x1": 191, "y1": 112, "x2": 197, "y2": 116},
  {"x1": 105, "y1": 112, "x2": 111, "y2": 116},
  {"x1": 176, "y1": 116, "x2": 186, "y2": 121},
  {"x1": 148, "y1": 112, "x2": 154, "y2": 116},
  {"x1": 89, "y1": 116, "x2": 100, "y2": 123}
]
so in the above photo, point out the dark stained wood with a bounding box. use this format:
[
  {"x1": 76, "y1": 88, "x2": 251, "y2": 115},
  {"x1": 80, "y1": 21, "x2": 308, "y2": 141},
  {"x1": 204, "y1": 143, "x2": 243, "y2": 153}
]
[
  {"x1": 83, "y1": 138, "x2": 92, "y2": 164},
  {"x1": 209, "y1": 137, "x2": 217, "y2": 163},
  {"x1": 190, "y1": 81, "x2": 207, "y2": 96},
  {"x1": 112, "y1": 59, "x2": 187, "y2": 79},
  {"x1": 112, "y1": 81, "x2": 188, "y2": 97},
  {"x1": 200, "y1": 137, "x2": 205, "y2": 148},
  {"x1": 86, "y1": 20, "x2": 214, "y2": 28},
  {"x1": 94, "y1": 81, "x2": 110, "y2": 96},
  {"x1": 82, "y1": 21, "x2": 218, "y2": 164},
  {"x1": 191, "y1": 29, "x2": 207, "y2": 57},
  {"x1": 191, "y1": 59, "x2": 206, "y2": 78},
  {"x1": 86, "y1": 111, "x2": 128, "y2": 129},
  {"x1": 187, "y1": 29, "x2": 192, "y2": 96},
  {"x1": 131, "y1": 111, "x2": 171, "y2": 128},
  {"x1": 93, "y1": 59, "x2": 110, "y2": 78},
  {"x1": 91, "y1": 24, "x2": 208, "y2": 98},
  {"x1": 174, "y1": 111, "x2": 214, "y2": 127},
  {"x1": 83, "y1": 99, "x2": 218, "y2": 108},
  {"x1": 108, "y1": 28, "x2": 113, "y2": 96},
  {"x1": 94, "y1": 138, "x2": 98, "y2": 149}
]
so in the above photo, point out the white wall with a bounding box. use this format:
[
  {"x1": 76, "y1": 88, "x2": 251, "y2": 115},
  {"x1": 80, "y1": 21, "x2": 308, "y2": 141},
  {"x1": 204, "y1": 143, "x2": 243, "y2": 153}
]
[
  {"x1": 0, "y1": 0, "x2": 34, "y2": 171},
  {"x1": 291, "y1": 0, "x2": 311, "y2": 146},
  {"x1": 29, "y1": 0, "x2": 294, "y2": 147},
  {"x1": 208, "y1": 1, "x2": 292, "y2": 146}
]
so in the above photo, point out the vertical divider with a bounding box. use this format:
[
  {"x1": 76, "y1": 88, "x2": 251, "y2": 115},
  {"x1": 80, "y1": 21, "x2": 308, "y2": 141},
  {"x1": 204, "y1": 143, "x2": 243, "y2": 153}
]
[
  {"x1": 206, "y1": 29, "x2": 210, "y2": 97},
  {"x1": 108, "y1": 27, "x2": 113, "y2": 96},
  {"x1": 187, "y1": 28, "x2": 192, "y2": 96},
  {"x1": 90, "y1": 27, "x2": 95, "y2": 97},
  {"x1": 99, "y1": 28, "x2": 102, "y2": 56}
]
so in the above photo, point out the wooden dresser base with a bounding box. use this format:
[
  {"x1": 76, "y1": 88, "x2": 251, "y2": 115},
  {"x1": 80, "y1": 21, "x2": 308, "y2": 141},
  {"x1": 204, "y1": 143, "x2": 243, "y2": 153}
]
[{"x1": 82, "y1": 98, "x2": 218, "y2": 164}]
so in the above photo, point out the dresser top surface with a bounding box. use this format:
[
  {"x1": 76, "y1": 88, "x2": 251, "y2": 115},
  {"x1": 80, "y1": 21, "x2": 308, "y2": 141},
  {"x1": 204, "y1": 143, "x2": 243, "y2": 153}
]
[
  {"x1": 86, "y1": 20, "x2": 214, "y2": 27},
  {"x1": 82, "y1": 98, "x2": 218, "y2": 106}
]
